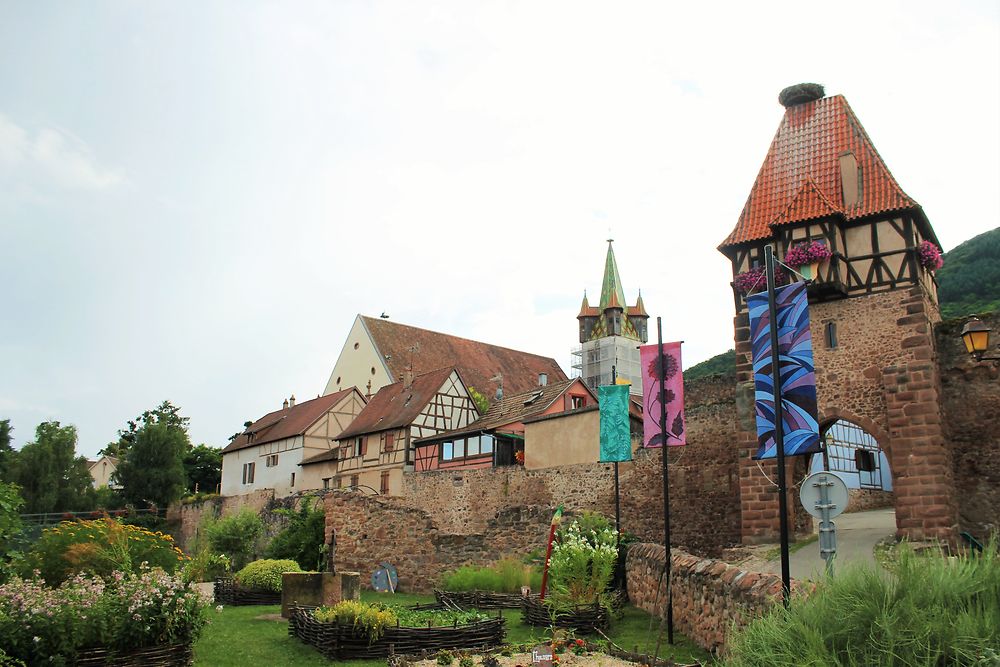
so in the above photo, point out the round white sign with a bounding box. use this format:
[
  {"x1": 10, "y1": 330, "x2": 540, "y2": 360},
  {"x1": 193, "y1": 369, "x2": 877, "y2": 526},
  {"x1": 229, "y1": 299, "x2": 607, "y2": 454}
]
[{"x1": 799, "y1": 471, "x2": 850, "y2": 519}]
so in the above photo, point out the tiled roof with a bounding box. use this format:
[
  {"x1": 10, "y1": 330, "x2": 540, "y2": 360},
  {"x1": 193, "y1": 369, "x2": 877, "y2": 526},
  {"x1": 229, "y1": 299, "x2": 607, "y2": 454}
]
[
  {"x1": 720, "y1": 94, "x2": 919, "y2": 248},
  {"x1": 414, "y1": 378, "x2": 595, "y2": 444},
  {"x1": 223, "y1": 388, "x2": 357, "y2": 454},
  {"x1": 336, "y1": 367, "x2": 458, "y2": 440},
  {"x1": 300, "y1": 448, "x2": 338, "y2": 466},
  {"x1": 362, "y1": 316, "x2": 566, "y2": 396}
]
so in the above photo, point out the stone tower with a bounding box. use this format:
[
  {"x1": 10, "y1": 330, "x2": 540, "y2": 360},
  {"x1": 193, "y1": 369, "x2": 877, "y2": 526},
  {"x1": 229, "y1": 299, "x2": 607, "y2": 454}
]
[
  {"x1": 573, "y1": 240, "x2": 649, "y2": 394},
  {"x1": 718, "y1": 84, "x2": 956, "y2": 543}
]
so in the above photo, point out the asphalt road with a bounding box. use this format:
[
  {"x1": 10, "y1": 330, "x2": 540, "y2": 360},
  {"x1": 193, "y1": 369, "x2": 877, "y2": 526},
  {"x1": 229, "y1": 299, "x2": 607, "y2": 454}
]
[{"x1": 758, "y1": 507, "x2": 896, "y2": 581}]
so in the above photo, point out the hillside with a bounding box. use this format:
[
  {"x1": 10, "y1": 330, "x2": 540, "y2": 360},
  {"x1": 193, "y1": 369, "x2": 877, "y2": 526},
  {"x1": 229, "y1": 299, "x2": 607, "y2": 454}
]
[
  {"x1": 685, "y1": 349, "x2": 736, "y2": 381},
  {"x1": 936, "y1": 227, "x2": 1000, "y2": 319}
]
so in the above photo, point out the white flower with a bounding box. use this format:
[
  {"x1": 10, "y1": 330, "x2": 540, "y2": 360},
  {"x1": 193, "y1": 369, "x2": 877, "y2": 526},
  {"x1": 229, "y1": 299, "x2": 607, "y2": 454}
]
[
  {"x1": 33, "y1": 636, "x2": 40, "y2": 643},
  {"x1": 216, "y1": 605, "x2": 224, "y2": 613}
]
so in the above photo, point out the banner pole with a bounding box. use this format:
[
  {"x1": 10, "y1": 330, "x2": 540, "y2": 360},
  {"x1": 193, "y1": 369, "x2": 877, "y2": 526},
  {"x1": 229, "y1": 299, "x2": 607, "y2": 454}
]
[
  {"x1": 765, "y1": 246, "x2": 792, "y2": 608},
  {"x1": 657, "y1": 317, "x2": 674, "y2": 644},
  {"x1": 611, "y1": 364, "x2": 623, "y2": 589}
]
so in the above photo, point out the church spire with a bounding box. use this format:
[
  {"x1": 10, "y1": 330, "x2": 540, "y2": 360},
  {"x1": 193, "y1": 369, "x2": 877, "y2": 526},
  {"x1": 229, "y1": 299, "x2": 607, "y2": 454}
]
[{"x1": 599, "y1": 239, "x2": 627, "y2": 311}]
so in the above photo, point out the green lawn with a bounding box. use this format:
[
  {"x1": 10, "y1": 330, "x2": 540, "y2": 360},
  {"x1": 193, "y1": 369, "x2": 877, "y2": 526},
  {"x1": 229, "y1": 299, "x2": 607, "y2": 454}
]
[{"x1": 193, "y1": 592, "x2": 711, "y2": 666}]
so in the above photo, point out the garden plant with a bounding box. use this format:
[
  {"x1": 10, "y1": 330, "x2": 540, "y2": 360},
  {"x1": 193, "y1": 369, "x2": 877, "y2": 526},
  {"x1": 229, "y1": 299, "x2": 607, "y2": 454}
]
[
  {"x1": 232, "y1": 558, "x2": 302, "y2": 593},
  {"x1": 440, "y1": 558, "x2": 541, "y2": 594}
]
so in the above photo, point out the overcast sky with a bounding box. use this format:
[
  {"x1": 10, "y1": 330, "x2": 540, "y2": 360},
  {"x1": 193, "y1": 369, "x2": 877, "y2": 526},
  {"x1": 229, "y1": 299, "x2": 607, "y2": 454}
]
[{"x1": 2, "y1": 1, "x2": 998, "y2": 457}]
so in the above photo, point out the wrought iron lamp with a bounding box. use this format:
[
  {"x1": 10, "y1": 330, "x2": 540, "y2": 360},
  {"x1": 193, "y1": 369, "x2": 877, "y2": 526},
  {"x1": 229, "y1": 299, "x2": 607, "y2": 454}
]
[{"x1": 960, "y1": 317, "x2": 1000, "y2": 362}]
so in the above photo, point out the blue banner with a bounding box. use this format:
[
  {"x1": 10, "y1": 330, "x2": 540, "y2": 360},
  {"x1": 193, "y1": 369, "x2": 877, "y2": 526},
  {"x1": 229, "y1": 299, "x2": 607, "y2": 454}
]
[{"x1": 748, "y1": 281, "x2": 821, "y2": 459}]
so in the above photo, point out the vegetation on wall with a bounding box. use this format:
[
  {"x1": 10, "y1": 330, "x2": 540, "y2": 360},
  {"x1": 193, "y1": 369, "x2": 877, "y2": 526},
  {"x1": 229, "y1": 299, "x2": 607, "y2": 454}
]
[
  {"x1": 684, "y1": 349, "x2": 736, "y2": 382},
  {"x1": 265, "y1": 498, "x2": 327, "y2": 571}
]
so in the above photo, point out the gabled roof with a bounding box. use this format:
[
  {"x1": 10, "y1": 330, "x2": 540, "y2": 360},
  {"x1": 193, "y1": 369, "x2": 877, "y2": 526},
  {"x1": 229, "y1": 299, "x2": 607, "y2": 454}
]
[
  {"x1": 223, "y1": 387, "x2": 359, "y2": 454},
  {"x1": 599, "y1": 240, "x2": 627, "y2": 310},
  {"x1": 300, "y1": 448, "x2": 338, "y2": 466},
  {"x1": 336, "y1": 367, "x2": 459, "y2": 440},
  {"x1": 361, "y1": 316, "x2": 566, "y2": 396},
  {"x1": 720, "y1": 94, "x2": 920, "y2": 248},
  {"x1": 414, "y1": 378, "x2": 595, "y2": 444}
]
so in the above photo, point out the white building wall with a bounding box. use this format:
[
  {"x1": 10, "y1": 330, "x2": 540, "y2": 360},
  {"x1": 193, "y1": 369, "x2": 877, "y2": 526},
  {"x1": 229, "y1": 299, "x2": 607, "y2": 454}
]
[
  {"x1": 220, "y1": 435, "x2": 305, "y2": 497},
  {"x1": 323, "y1": 315, "x2": 393, "y2": 396}
]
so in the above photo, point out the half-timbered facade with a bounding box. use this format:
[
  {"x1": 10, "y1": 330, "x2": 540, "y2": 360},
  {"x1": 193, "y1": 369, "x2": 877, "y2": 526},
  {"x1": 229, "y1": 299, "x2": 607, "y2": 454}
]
[
  {"x1": 315, "y1": 367, "x2": 480, "y2": 495},
  {"x1": 221, "y1": 388, "x2": 366, "y2": 496},
  {"x1": 719, "y1": 84, "x2": 957, "y2": 544},
  {"x1": 412, "y1": 378, "x2": 597, "y2": 472}
]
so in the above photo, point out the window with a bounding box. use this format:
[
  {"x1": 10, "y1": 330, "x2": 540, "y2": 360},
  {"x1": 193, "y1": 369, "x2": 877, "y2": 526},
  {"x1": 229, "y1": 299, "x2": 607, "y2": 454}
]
[
  {"x1": 380, "y1": 471, "x2": 390, "y2": 495},
  {"x1": 265, "y1": 454, "x2": 279, "y2": 467},
  {"x1": 290, "y1": 472, "x2": 296, "y2": 487},
  {"x1": 242, "y1": 462, "x2": 255, "y2": 484},
  {"x1": 322, "y1": 478, "x2": 331, "y2": 490},
  {"x1": 442, "y1": 442, "x2": 454, "y2": 460},
  {"x1": 383, "y1": 431, "x2": 395, "y2": 452},
  {"x1": 350, "y1": 474, "x2": 359, "y2": 488},
  {"x1": 442, "y1": 436, "x2": 493, "y2": 461},
  {"x1": 571, "y1": 395, "x2": 585, "y2": 409},
  {"x1": 481, "y1": 434, "x2": 494, "y2": 454},
  {"x1": 467, "y1": 435, "x2": 480, "y2": 456},
  {"x1": 825, "y1": 322, "x2": 838, "y2": 349}
]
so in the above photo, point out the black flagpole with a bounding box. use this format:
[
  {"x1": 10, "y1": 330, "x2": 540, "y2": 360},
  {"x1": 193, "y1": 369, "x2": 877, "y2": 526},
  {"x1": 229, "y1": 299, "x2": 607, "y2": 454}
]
[
  {"x1": 657, "y1": 317, "x2": 674, "y2": 644},
  {"x1": 765, "y1": 246, "x2": 792, "y2": 608},
  {"x1": 611, "y1": 364, "x2": 623, "y2": 589}
]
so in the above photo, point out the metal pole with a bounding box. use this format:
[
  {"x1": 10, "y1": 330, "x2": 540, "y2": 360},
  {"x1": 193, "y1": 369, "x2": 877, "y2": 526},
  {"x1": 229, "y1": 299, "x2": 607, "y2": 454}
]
[
  {"x1": 657, "y1": 317, "x2": 674, "y2": 644},
  {"x1": 765, "y1": 246, "x2": 792, "y2": 608},
  {"x1": 611, "y1": 364, "x2": 623, "y2": 589}
]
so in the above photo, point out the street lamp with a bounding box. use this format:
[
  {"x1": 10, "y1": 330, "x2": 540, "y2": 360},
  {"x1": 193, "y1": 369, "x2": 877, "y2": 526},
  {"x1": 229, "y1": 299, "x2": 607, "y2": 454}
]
[{"x1": 960, "y1": 317, "x2": 1000, "y2": 362}]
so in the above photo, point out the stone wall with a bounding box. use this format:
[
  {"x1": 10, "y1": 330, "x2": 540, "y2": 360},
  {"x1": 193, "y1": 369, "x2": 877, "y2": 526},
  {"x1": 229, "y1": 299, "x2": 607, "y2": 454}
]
[
  {"x1": 846, "y1": 488, "x2": 893, "y2": 513},
  {"x1": 397, "y1": 374, "x2": 741, "y2": 556},
  {"x1": 938, "y1": 312, "x2": 1000, "y2": 540},
  {"x1": 626, "y1": 542, "x2": 806, "y2": 654}
]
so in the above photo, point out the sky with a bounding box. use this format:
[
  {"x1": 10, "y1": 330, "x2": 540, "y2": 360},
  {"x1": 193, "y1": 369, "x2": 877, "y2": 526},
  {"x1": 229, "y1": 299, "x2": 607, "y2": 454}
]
[{"x1": 1, "y1": 1, "x2": 998, "y2": 458}]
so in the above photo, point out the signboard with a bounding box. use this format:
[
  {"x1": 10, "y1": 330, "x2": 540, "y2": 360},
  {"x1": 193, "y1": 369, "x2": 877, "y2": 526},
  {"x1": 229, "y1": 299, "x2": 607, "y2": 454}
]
[{"x1": 532, "y1": 644, "x2": 554, "y2": 667}]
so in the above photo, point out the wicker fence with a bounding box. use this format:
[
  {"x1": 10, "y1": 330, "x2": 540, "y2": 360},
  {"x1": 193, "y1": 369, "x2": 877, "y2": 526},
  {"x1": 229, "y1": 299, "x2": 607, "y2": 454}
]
[
  {"x1": 288, "y1": 606, "x2": 506, "y2": 660},
  {"x1": 433, "y1": 590, "x2": 530, "y2": 610},
  {"x1": 73, "y1": 642, "x2": 193, "y2": 666},
  {"x1": 520, "y1": 593, "x2": 626, "y2": 633},
  {"x1": 214, "y1": 578, "x2": 281, "y2": 606}
]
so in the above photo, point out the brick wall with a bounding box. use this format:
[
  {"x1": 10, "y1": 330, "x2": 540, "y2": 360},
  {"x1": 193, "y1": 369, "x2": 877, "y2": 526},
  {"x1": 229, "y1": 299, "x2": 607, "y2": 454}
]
[
  {"x1": 938, "y1": 312, "x2": 1000, "y2": 540},
  {"x1": 626, "y1": 542, "x2": 808, "y2": 654}
]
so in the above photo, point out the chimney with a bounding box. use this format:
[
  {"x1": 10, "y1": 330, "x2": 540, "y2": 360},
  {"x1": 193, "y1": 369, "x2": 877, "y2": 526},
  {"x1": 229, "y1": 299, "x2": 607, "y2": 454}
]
[
  {"x1": 282, "y1": 398, "x2": 289, "y2": 409},
  {"x1": 403, "y1": 368, "x2": 414, "y2": 388},
  {"x1": 538, "y1": 373, "x2": 548, "y2": 387},
  {"x1": 288, "y1": 394, "x2": 296, "y2": 408}
]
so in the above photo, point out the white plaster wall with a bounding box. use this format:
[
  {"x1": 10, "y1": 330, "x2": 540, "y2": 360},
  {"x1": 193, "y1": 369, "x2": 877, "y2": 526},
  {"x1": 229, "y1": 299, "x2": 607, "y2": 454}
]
[
  {"x1": 220, "y1": 436, "x2": 305, "y2": 497},
  {"x1": 323, "y1": 315, "x2": 393, "y2": 396}
]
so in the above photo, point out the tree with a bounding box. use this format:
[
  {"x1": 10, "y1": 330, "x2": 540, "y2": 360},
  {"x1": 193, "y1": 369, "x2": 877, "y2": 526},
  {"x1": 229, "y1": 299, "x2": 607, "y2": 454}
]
[
  {"x1": 10, "y1": 422, "x2": 94, "y2": 514},
  {"x1": 0, "y1": 420, "x2": 14, "y2": 482},
  {"x1": 100, "y1": 399, "x2": 190, "y2": 459},
  {"x1": 467, "y1": 386, "x2": 491, "y2": 415},
  {"x1": 184, "y1": 444, "x2": 222, "y2": 494},
  {"x1": 0, "y1": 481, "x2": 24, "y2": 581},
  {"x1": 117, "y1": 422, "x2": 189, "y2": 507}
]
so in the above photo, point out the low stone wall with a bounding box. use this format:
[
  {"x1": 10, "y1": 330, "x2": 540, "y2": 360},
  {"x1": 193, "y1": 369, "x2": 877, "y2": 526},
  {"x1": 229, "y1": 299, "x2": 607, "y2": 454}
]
[{"x1": 626, "y1": 542, "x2": 805, "y2": 654}]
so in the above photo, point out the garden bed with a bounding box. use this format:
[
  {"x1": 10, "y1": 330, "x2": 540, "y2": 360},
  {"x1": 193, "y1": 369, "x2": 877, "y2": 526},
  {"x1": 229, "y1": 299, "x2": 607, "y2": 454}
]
[
  {"x1": 520, "y1": 591, "x2": 626, "y2": 633},
  {"x1": 288, "y1": 605, "x2": 506, "y2": 660},
  {"x1": 214, "y1": 578, "x2": 281, "y2": 606},
  {"x1": 433, "y1": 589, "x2": 530, "y2": 610},
  {"x1": 74, "y1": 641, "x2": 194, "y2": 667}
]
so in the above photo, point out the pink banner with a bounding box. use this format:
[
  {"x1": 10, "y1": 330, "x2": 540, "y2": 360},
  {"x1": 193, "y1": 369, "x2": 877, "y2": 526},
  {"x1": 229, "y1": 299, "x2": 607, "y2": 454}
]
[{"x1": 639, "y1": 342, "x2": 686, "y2": 447}]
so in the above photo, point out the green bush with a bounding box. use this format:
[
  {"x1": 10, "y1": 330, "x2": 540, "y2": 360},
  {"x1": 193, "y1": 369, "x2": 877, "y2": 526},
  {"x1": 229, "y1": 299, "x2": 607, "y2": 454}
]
[
  {"x1": 205, "y1": 507, "x2": 264, "y2": 569},
  {"x1": 440, "y1": 557, "x2": 540, "y2": 593},
  {"x1": 546, "y1": 519, "x2": 617, "y2": 612},
  {"x1": 265, "y1": 497, "x2": 327, "y2": 571},
  {"x1": 233, "y1": 558, "x2": 301, "y2": 592},
  {"x1": 182, "y1": 549, "x2": 231, "y2": 583},
  {"x1": 726, "y1": 542, "x2": 1000, "y2": 666},
  {"x1": 22, "y1": 518, "x2": 185, "y2": 584},
  {"x1": 314, "y1": 600, "x2": 397, "y2": 640}
]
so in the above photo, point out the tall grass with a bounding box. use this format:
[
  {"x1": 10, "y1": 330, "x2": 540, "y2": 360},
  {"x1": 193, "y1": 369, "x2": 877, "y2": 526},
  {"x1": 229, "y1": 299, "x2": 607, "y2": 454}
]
[
  {"x1": 440, "y1": 558, "x2": 542, "y2": 593},
  {"x1": 726, "y1": 542, "x2": 1000, "y2": 666}
]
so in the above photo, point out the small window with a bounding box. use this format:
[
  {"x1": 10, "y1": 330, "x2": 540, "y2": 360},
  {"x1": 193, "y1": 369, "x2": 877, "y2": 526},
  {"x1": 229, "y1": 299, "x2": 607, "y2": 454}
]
[
  {"x1": 380, "y1": 471, "x2": 390, "y2": 495},
  {"x1": 571, "y1": 395, "x2": 585, "y2": 409},
  {"x1": 467, "y1": 436, "x2": 480, "y2": 456},
  {"x1": 265, "y1": 454, "x2": 279, "y2": 467},
  {"x1": 825, "y1": 322, "x2": 838, "y2": 349},
  {"x1": 371, "y1": 366, "x2": 376, "y2": 375},
  {"x1": 290, "y1": 472, "x2": 296, "y2": 487},
  {"x1": 243, "y1": 462, "x2": 255, "y2": 484},
  {"x1": 354, "y1": 342, "x2": 360, "y2": 350},
  {"x1": 322, "y1": 478, "x2": 331, "y2": 490},
  {"x1": 454, "y1": 439, "x2": 466, "y2": 459},
  {"x1": 350, "y1": 474, "x2": 359, "y2": 488},
  {"x1": 481, "y1": 434, "x2": 494, "y2": 454},
  {"x1": 855, "y1": 449, "x2": 876, "y2": 472},
  {"x1": 383, "y1": 431, "x2": 395, "y2": 452},
  {"x1": 442, "y1": 442, "x2": 454, "y2": 460},
  {"x1": 356, "y1": 436, "x2": 366, "y2": 457}
]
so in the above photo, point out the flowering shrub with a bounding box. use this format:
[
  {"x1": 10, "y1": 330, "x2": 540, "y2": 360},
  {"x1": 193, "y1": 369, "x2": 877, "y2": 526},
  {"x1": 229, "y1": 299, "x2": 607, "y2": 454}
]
[
  {"x1": 917, "y1": 240, "x2": 944, "y2": 270},
  {"x1": 734, "y1": 265, "x2": 789, "y2": 295},
  {"x1": 23, "y1": 518, "x2": 186, "y2": 584},
  {"x1": 233, "y1": 558, "x2": 301, "y2": 592},
  {"x1": 784, "y1": 240, "x2": 832, "y2": 267},
  {"x1": 0, "y1": 566, "x2": 209, "y2": 664},
  {"x1": 546, "y1": 520, "x2": 617, "y2": 610}
]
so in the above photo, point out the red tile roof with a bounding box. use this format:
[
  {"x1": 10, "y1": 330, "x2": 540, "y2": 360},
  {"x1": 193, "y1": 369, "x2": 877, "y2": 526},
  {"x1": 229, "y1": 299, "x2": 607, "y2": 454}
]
[
  {"x1": 414, "y1": 378, "x2": 595, "y2": 444},
  {"x1": 362, "y1": 316, "x2": 567, "y2": 396},
  {"x1": 336, "y1": 367, "x2": 459, "y2": 440},
  {"x1": 223, "y1": 388, "x2": 358, "y2": 454},
  {"x1": 720, "y1": 94, "x2": 919, "y2": 248}
]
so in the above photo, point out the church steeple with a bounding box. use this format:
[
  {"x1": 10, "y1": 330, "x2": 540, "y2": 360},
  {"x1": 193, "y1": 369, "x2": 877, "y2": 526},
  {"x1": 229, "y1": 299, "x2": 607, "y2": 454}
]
[{"x1": 599, "y1": 239, "x2": 627, "y2": 311}]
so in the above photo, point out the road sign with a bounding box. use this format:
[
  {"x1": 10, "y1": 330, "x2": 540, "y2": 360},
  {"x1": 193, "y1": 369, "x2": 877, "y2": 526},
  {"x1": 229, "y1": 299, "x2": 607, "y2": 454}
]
[{"x1": 800, "y1": 472, "x2": 850, "y2": 575}]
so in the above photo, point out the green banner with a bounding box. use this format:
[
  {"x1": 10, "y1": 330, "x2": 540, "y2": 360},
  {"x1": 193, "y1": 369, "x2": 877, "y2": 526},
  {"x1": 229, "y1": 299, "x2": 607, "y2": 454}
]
[{"x1": 599, "y1": 384, "x2": 632, "y2": 462}]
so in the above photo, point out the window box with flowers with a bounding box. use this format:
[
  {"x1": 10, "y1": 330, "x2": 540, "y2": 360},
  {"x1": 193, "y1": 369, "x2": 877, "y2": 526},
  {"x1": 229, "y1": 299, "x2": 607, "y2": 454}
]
[
  {"x1": 916, "y1": 240, "x2": 943, "y2": 272},
  {"x1": 784, "y1": 240, "x2": 833, "y2": 281},
  {"x1": 733, "y1": 265, "x2": 789, "y2": 296}
]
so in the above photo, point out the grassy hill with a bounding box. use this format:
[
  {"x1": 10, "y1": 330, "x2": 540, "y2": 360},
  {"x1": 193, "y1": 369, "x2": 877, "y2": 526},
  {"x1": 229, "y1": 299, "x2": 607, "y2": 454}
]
[
  {"x1": 936, "y1": 227, "x2": 1000, "y2": 319},
  {"x1": 685, "y1": 349, "x2": 736, "y2": 381}
]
